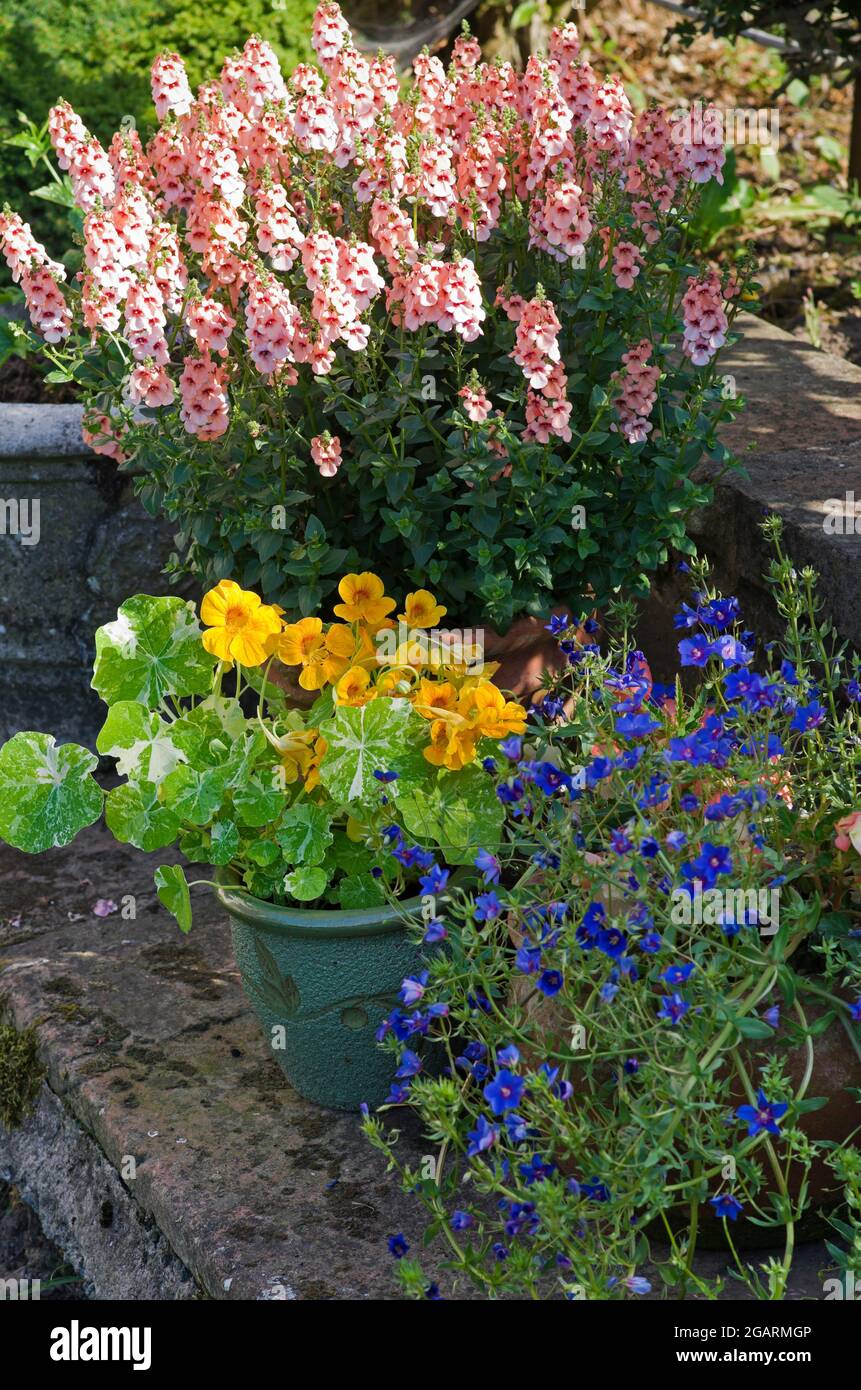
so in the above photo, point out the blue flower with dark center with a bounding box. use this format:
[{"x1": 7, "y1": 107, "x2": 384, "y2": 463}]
[
  {"x1": 678, "y1": 636, "x2": 714, "y2": 667},
  {"x1": 679, "y1": 792, "x2": 699, "y2": 812},
  {"x1": 610, "y1": 827, "x2": 634, "y2": 855},
  {"x1": 515, "y1": 942, "x2": 542, "y2": 975},
  {"x1": 537, "y1": 969, "x2": 564, "y2": 996},
  {"x1": 545, "y1": 613, "x2": 571, "y2": 635},
  {"x1": 639, "y1": 836, "x2": 659, "y2": 859},
  {"x1": 735, "y1": 1089, "x2": 789, "y2": 1137},
  {"x1": 597, "y1": 926, "x2": 628, "y2": 959},
  {"x1": 484, "y1": 1069, "x2": 524, "y2": 1115},
  {"x1": 662, "y1": 962, "x2": 695, "y2": 986},
  {"x1": 373, "y1": 769, "x2": 399, "y2": 783},
  {"x1": 419, "y1": 863, "x2": 449, "y2": 895},
  {"x1": 700, "y1": 596, "x2": 739, "y2": 630},
  {"x1": 475, "y1": 890, "x2": 502, "y2": 922},
  {"x1": 450, "y1": 1210, "x2": 474, "y2": 1230},
  {"x1": 790, "y1": 700, "x2": 826, "y2": 733},
  {"x1": 623, "y1": 1058, "x2": 639, "y2": 1075},
  {"x1": 475, "y1": 848, "x2": 501, "y2": 883},
  {"x1": 392, "y1": 842, "x2": 436, "y2": 870},
  {"x1": 709, "y1": 1193, "x2": 744, "y2": 1221},
  {"x1": 388, "y1": 1233, "x2": 409, "y2": 1258},
  {"x1": 691, "y1": 842, "x2": 733, "y2": 886},
  {"x1": 658, "y1": 992, "x2": 690, "y2": 1025}
]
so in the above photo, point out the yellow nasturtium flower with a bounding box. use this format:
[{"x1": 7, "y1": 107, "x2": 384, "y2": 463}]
[
  {"x1": 335, "y1": 666, "x2": 373, "y2": 706},
  {"x1": 274, "y1": 617, "x2": 330, "y2": 690},
  {"x1": 413, "y1": 679, "x2": 459, "y2": 718},
  {"x1": 424, "y1": 717, "x2": 479, "y2": 771},
  {"x1": 398, "y1": 589, "x2": 448, "y2": 628},
  {"x1": 333, "y1": 572, "x2": 396, "y2": 626},
  {"x1": 278, "y1": 729, "x2": 319, "y2": 784},
  {"x1": 461, "y1": 683, "x2": 528, "y2": 738},
  {"x1": 303, "y1": 734, "x2": 327, "y2": 793},
  {"x1": 200, "y1": 580, "x2": 283, "y2": 667}
]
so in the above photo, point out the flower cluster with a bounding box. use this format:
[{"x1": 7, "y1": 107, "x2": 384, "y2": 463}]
[
  {"x1": 366, "y1": 520, "x2": 861, "y2": 1301},
  {"x1": 0, "y1": 3, "x2": 748, "y2": 627},
  {"x1": 200, "y1": 571, "x2": 527, "y2": 774}
]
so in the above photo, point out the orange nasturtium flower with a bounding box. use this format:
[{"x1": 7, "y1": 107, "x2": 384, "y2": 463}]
[
  {"x1": 424, "y1": 716, "x2": 479, "y2": 771},
  {"x1": 398, "y1": 589, "x2": 448, "y2": 628},
  {"x1": 333, "y1": 572, "x2": 396, "y2": 626},
  {"x1": 200, "y1": 580, "x2": 282, "y2": 667},
  {"x1": 274, "y1": 617, "x2": 329, "y2": 690},
  {"x1": 461, "y1": 683, "x2": 528, "y2": 738}
]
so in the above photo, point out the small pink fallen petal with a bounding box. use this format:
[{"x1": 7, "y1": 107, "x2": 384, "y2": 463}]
[{"x1": 92, "y1": 898, "x2": 118, "y2": 917}]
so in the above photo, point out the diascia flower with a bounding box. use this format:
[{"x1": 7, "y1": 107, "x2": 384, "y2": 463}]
[{"x1": 200, "y1": 580, "x2": 282, "y2": 666}]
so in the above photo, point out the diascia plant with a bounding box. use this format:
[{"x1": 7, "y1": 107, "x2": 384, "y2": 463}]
[
  {"x1": 364, "y1": 520, "x2": 861, "y2": 1300},
  {"x1": 0, "y1": 573, "x2": 527, "y2": 924},
  {"x1": 0, "y1": 3, "x2": 750, "y2": 628}
]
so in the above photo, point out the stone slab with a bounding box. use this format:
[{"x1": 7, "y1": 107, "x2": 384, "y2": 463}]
[{"x1": 0, "y1": 822, "x2": 437, "y2": 1301}]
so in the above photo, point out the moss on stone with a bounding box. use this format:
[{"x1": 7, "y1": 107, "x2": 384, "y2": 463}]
[{"x1": 0, "y1": 1022, "x2": 45, "y2": 1130}]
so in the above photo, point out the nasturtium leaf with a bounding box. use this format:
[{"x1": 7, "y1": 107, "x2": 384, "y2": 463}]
[
  {"x1": 245, "y1": 839, "x2": 281, "y2": 867},
  {"x1": 326, "y1": 831, "x2": 376, "y2": 877},
  {"x1": 104, "y1": 780, "x2": 180, "y2": 852},
  {"x1": 283, "y1": 865, "x2": 329, "y2": 902},
  {"x1": 160, "y1": 763, "x2": 228, "y2": 825},
  {"x1": 208, "y1": 819, "x2": 240, "y2": 866},
  {"x1": 318, "y1": 698, "x2": 430, "y2": 805},
  {"x1": 233, "y1": 773, "x2": 284, "y2": 827},
  {"x1": 337, "y1": 874, "x2": 386, "y2": 908},
  {"x1": 92, "y1": 595, "x2": 215, "y2": 708},
  {"x1": 275, "y1": 802, "x2": 333, "y2": 867},
  {"x1": 96, "y1": 701, "x2": 192, "y2": 782},
  {"x1": 0, "y1": 732, "x2": 103, "y2": 853},
  {"x1": 396, "y1": 764, "x2": 504, "y2": 864},
  {"x1": 154, "y1": 863, "x2": 192, "y2": 933}
]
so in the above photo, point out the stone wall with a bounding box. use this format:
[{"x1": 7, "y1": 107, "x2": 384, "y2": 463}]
[{"x1": 0, "y1": 405, "x2": 183, "y2": 746}]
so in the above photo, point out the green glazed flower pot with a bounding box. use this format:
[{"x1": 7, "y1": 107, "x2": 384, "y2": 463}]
[{"x1": 216, "y1": 878, "x2": 432, "y2": 1111}]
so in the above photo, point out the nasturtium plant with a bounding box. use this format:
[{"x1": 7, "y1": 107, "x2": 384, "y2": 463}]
[{"x1": 0, "y1": 571, "x2": 525, "y2": 931}]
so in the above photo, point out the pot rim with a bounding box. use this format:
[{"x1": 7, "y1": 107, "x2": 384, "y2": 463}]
[{"x1": 215, "y1": 869, "x2": 429, "y2": 939}]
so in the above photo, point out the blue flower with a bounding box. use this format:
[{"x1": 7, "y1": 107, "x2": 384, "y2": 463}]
[
  {"x1": 388, "y1": 1232, "x2": 409, "y2": 1258},
  {"x1": 500, "y1": 735, "x2": 523, "y2": 760},
  {"x1": 623, "y1": 1058, "x2": 639, "y2": 1075},
  {"x1": 849, "y1": 999, "x2": 861, "y2": 1022},
  {"x1": 497, "y1": 1043, "x2": 520, "y2": 1067},
  {"x1": 399, "y1": 972, "x2": 428, "y2": 1007},
  {"x1": 624, "y1": 1275, "x2": 652, "y2": 1295},
  {"x1": 615, "y1": 712, "x2": 661, "y2": 738},
  {"x1": 846, "y1": 679, "x2": 861, "y2": 702},
  {"x1": 392, "y1": 842, "x2": 435, "y2": 870},
  {"x1": 373, "y1": 769, "x2": 399, "y2": 783},
  {"x1": 678, "y1": 636, "x2": 714, "y2": 667},
  {"x1": 662, "y1": 962, "x2": 695, "y2": 986},
  {"x1": 396, "y1": 1049, "x2": 423, "y2": 1079},
  {"x1": 423, "y1": 917, "x2": 447, "y2": 944},
  {"x1": 679, "y1": 793, "x2": 699, "y2": 812},
  {"x1": 537, "y1": 969, "x2": 564, "y2": 996},
  {"x1": 545, "y1": 613, "x2": 571, "y2": 635},
  {"x1": 658, "y1": 993, "x2": 690, "y2": 1025},
  {"x1": 475, "y1": 890, "x2": 502, "y2": 922},
  {"x1": 597, "y1": 926, "x2": 628, "y2": 959},
  {"x1": 735, "y1": 1089, "x2": 788, "y2": 1137},
  {"x1": 515, "y1": 942, "x2": 542, "y2": 975},
  {"x1": 790, "y1": 700, "x2": 826, "y2": 733},
  {"x1": 673, "y1": 601, "x2": 702, "y2": 630},
  {"x1": 475, "y1": 848, "x2": 501, "y2": 883},
  {"x1": 665, "y1": 829, "x2": 686, "y2": 851},
  {"x1": 700, "y1": 596, "x2": 739, "y2": 631},
  {"x1": 691, "y1": 842, "x2": 733, "y2": 886},
  {"x1": 450, "y1": 1209, "x2": 474, "y2": 1230},
  {"x1": 466, "y1": 1114, "x2": 499, "y2": 1157},
  {"x1": 610, "y1": 827, "x2": 634, "y2": 855},
  {"x1": 425, "y1": 1283, "x2": 442, "y2": 1300},
  {"x1": 492, "y1": 1243, "x2": 509, "y2": 1261},
  {"x1": 484, "y1": 1069, "x2": 525, "y2": 1115},
  {"x1": 709, "y1": 1193, "x2": 744, "y2": 1221},
  {"x1": 639, "y1": 835, "x2": 659, "y2": 859},
  {"x1": 419, "y1": 863, "x2": 449, "y2": 894}
]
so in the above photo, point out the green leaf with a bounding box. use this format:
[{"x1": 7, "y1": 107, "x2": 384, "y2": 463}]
[
  {"x1": 96, "y1": 701, "x2": 193, "y2": 781},
  {"x1": 155, "y1": 864, "x2": 192, "y2": 933},
  {"x1": 337, "y1": 874, "x2": 386, "y2": 908},
  {"x1": 245, "y1": 839, "x2": 281, "y2": 867},
  {"x1": 160, "y1": 763, "x2": 228, "y2": 825},
  {"x1": 209, "y1": 819, "x2": 241, "y2": 866},
  {"x1": 233, "y1": 774, "x2": 284, "y2": 827},
  {"x1": 275, "y1": 802, "x2": 333, "y2": 867},
  {"x1": 284, "y1": 865, "x2": 329, "y2": 902},
  {"x1": 104, "y1": 780, "x2": 180, "y2": 852},
  {"x1": 92, "y1": 595, "x2": 215, "y2": 707},
  {"x1": 319, "y1": 698, "x2": 429, "y2": 805},
  {"x1": 396, "y1": 764, "x2": 504, "y2": 864},
  {"x1": 0, "y1": 732, "x2": 103, "y2": 852},
  {"x1": 734, "y1": 1016, "x2": 775, "y2": 1040}
]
